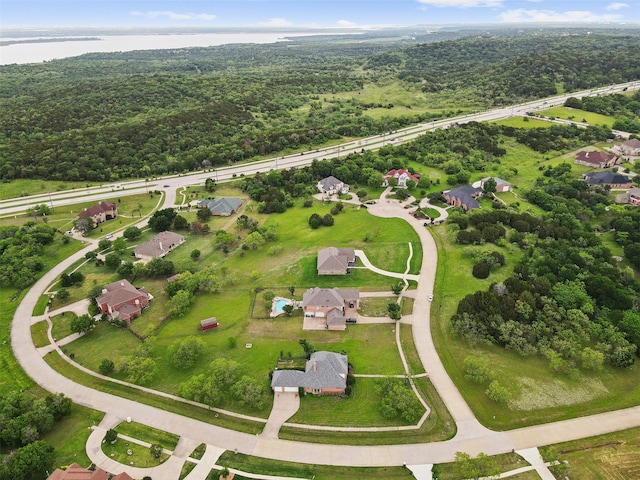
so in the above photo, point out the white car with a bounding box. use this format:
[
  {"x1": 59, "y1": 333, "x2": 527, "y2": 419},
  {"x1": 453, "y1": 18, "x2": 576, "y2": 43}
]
[
  {"x1": 105, "y1": 234, "x2": 113, "y2": 239},
  {"x1": 428, "y1": 294, "x2": 433, "y2": 302}
]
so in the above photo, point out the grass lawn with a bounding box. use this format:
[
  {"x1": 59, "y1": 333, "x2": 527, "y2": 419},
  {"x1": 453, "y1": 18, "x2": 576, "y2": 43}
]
[
  {"x1": 359, "y1": 296, "x2": 396, "y2": 317},
  {"x1": 288, "y1": 377, "x2": 422, "y2": 427},
  {"x1": 433, "y1": 452, "x2": 530, "y2": 480},
  {"x1": 44, "y1": 351, "x2": 265, "y2": 434},
  {"x1": 542, "y1": 426, "x2": 640, "y2": 480},
  {"x1": 494, "y1": 116, "x2": 554, "y2": 129},
  {"x1": 538, "y1": 106, "x2": 615, "y2": 127},
  {"x1": 31, "y1": 320, "x2": 50, "y2": 348},
  {"x1": 279, "y1": 377, "x2": 455, "y2": 445},
  {"x1": 430, "y1": 225, "x2": 640, "y2": 430},
  {"x1": 51, "y1": 311, "x2": 76, "y2": 341},
  {"x1": 399, "y1": 322, "x2": 425, "y2": 375},
  {"x1": 33, "y1": 294, "x2": 50, "y2": 315},
  {"x1": 217, "y1": 451, "x2": 414, "y2": 480},
  {"x1": 114, "y1": 421, "x2": 179, "y2": 450},
  {"x1": 41, "y1": 404, "x2": 104, "y2": 469},
  {"x1": 0, "y1": 178, "x2": 101, "y2": 200},
  {"x1": 101, "y1": 436, "x2": 170, "y2": 468}
]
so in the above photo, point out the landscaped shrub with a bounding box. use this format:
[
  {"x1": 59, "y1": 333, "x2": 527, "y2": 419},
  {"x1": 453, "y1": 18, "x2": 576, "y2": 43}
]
[
  {"x1": 463, "y1": 356, "x2": 494, "y2": 384},
  {"x1": 472, "y1": 262, "x2": 490, "y2": 279},
  {"x1": 98, "y1": 359, "x2": 115, "y2": 375}
]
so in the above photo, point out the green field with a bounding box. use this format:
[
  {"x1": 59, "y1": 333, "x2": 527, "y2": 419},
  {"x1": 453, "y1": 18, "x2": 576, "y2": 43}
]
[
  {"x1": 538, "y1": 106, "x2": 616, "y2": 127},
  {"x1": 543, "y1": 426, "x2": 640, "y2": 479}
]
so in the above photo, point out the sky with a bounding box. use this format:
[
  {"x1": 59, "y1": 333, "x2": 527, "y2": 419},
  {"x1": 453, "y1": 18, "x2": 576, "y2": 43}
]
[{"x1": 2, "y1": 0, "x2": 639, "y2": 29}]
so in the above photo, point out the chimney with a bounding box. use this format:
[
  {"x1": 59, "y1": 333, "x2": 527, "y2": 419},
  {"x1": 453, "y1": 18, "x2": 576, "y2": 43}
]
[
  {"x1": 159, "y1": 242, "x2": 163, "y2": 251},
  {"x1": 120, "y1": 282, "x2": 124, "y2": 286},
  {"x1": 312, "y1": 362, "x2": 317, "y2": 372}
]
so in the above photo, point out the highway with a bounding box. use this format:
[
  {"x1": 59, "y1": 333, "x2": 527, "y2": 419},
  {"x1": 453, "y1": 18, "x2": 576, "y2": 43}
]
[{"x1": 1, "y1": 79, "x2": 638, "y2": 217}]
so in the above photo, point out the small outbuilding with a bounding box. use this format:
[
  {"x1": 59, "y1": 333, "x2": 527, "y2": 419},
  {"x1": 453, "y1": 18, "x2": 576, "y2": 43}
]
[{"x1": 200, "y1": 317, "x2": 219, "y2": 331}]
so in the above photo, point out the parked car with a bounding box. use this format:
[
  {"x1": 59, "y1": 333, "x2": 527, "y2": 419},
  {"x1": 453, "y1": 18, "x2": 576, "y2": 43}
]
[
  {"x1": 346, "y1": 318, "x2": 357, "y2": 324},
  {"x1": 105, "y1": 234, "x2": 113, "y2": 239}
]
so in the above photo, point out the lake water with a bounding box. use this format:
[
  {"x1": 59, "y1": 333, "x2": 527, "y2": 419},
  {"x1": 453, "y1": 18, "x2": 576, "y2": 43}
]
[{"x1": 0, "y1": 32, "x2": 320, "y2": 65}]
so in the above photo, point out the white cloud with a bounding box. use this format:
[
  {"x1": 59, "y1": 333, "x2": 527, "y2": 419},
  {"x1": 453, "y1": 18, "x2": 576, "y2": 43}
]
[
  {"x1": 130, "y1": 11, "x2": 216, "y2": 21},
  {"x1": 260, "y1": 18, "x2": 294, "y2": 27},
  {"x1": 417, "y1": 0, "x2": 502, "y2": 6},
  {"x1": 337, "y1": 20, "x2": 358, "y2": 27},
  {"x1": 500, "y1": 9, "x2": 622, "y2": 22},
  {"x1": 606, "y1": 2, "x2": 628, "y2": 10}
]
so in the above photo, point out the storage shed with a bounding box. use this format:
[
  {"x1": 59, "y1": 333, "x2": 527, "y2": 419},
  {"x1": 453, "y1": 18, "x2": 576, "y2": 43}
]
[{"x1": 200, "y1": 317, "x2": 219, "y2": 331}]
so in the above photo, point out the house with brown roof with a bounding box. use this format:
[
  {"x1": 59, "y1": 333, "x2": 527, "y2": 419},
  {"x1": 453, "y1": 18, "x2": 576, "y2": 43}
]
[
  {"x1": 47, "y1": 462, "x2": 130, "y2": 480},
  {"x1": 78, "y1": 201, "x2": 117, "y2": 225},
  {"x1": 443, "y1": 185, "x2": 483, "y2": 211},
  {"x1": 616, "y1": 187, "x2": 640, "y2": 206},
  {"x1": 574, "y1": 151, "x2": 619, "y2": 168},
  {"x1": 302, "y1": 287, "x2": 359, "y2": 330},
  {"x1": 616, "y1": 138, "x2": 640, "y2": 156},
  {"x1": 383, "y1": 169, "x2": 421, "y2": 187},
  {"x1": 317, "y1": 247, "x2": 356, "y2": 275},
  {"x1": 271, "y1": 351, "x2": 348, "y2": 395},
  {"x1": 95, "y1": 279, "x2": 151, "y2": 323},
  {"x1": 583, "y1": 171, "x2": 632, "y2": 189},
  {"x1": 134, "y1": 231, "x2": 185, "y2": 261}
]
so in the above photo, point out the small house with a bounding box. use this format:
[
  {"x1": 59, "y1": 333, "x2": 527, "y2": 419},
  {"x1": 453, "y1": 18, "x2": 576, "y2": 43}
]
[
  {"x1": 479, "y1": 177, "x2": 512, "y2": 193},
  {"x1": 134, "y1": 231, "x2": 185, "y2": 261},
  {"x1": 574, "y1": 151, "x2": 619, "y2": 168},
  {"x1": 271, "y1": 351, "x2": 348, "y2": 395},
  {"x1": 200, "y1": 317, "x2": 219, "y2": 331},
  {"x1": 616, "y1": 138, "x2": 640, "y2": 156},
  {"x1": 317, "y1": 247, "x2": 356, "y2": 275},
  {"x1": 443, "y1": 185, "x2": 483, "y2": 211}
]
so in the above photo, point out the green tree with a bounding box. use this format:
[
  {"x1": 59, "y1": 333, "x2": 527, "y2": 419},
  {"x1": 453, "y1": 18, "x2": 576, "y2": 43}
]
[
  {"x1": 123, "y1": 226, "x2": 142, "y2": 240},
  {"x1": 74, "y1": 217, "x2": 94, "y2": 235},
  {"x1": 282, "y1": 304, "x2": 294, "y2": 316},
  {"x1": 231, "y1": 375, "x2": 266, "y2": 409},
  {"x1": 112, "y1": 237, "x2": 127, "y2": 254},
  {"x1": 169, "y1": 336, "x2": 205, "y2": 369},
  {"x1": 244, "y1": 231, "x2": 265, "y2": 250},
  {"x1": 150, "y1": 444, "x2": 163, "y2": 459},
  {"x1": 205, "y1": 177, "x2": 216, "y2": 192},
  {"x1": 168, "y1": 289, "x2": 195, "y2": 318},
  {"x1": 486, "y1": 380, "x2": 511, "y2": 403},
  {"x1": 0, "y1": 440, "x2": 55, "y2": 480},
  {"x1": 104, "y1": 429, "x2": 118, "y2": 443},
  {"x1": 190, "y1": 249, "x2": 201, "y2": 261},
  {"x1": 299, "y1": 338, "x2": 315, "y2": 359},
  {"x1": 463, "y1": 356, "x2": 494, "y2": 384},
  {"x1": 391, "y1": 281, "x2": 404, "y2": 295},
  {"x1": 99, "y1": 358, "x2": 115, "y2": 375},
  {"x1": 174, "y1": 214, "x2": 189, "y2": 230},
  {"x1": 387, "y1": 302, "x2": 401, "y2": 320},
  {"x1": 70, "y1": 314, "x2": 95, "y2": 335},
  {"x1": 482, "y1": 177, "x2": 497, "y2": 196},
  {"x1": 197, "y1": 207, "x2": 212, "y2": 223},
  {"x1": 122, "y1": 357, "x2": 157, "y2": 385},
  {"x1": 56, "y1": 288, "x2": 70, "y2": 302},
  {"x1": 104, "y1": 253, "x2": 122, "y2": 270},
  {"x1": 453, "y1": 452, "x2": 499, "y2": 480}
]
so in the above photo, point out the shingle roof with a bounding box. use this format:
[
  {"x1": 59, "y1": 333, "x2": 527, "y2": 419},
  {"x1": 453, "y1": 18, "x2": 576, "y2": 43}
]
[
  {"x1": 96, "y1": 279, "x2": 148, "y2": 309},
  {"x1": 622, "y1": 138, "x2": 640, "y2": 149},
  {"x1": 584, "y1": 171, "x2": 631, "y2": 186},
  {"x1": 198, "y1": 197, "x2": 242, "y2": 215},
  {"x1": 78, "y1": 201, "x2": 116, "y2": 219},
  {"x1": 47, "y1": 462, "x2": 110, "y2": 480},
  {"x1": 302, "y1": 287, "x2": 359, "y2": 308},
  {"x1": 446, "y1": 185, "x2": 482, "y2": 209},
  {"x1": 575, "y1": 151, "x2": 617, "y2": 165},
  {"x1": 318, "y1": 176, "x2": 343, "y2": 190},
  {"x1": 271, "y1": 351, "x2": 348, "y2": 390},
  {"x1": 134, "y1": 231, "x2": 184, "y2": 258},
  {"x1": 317, "y1": 247, "x2": 355, "y2": 273}
]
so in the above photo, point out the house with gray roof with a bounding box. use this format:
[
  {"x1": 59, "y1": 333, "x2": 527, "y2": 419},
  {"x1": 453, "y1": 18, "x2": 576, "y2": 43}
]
[
  {"x1": 317, "y1": 176, "x2": 349, "y2": 195},
  {"x1": 317, "y1": 247, "x2": 356, "y2": 275},
  {"x1": 616, "y1": 138, "x2": 640, "y2": 156},
  {"x1": 583, "y1": 171, "x2": 632, "y2": 189},
  {"x1": 479, "y1": 177, "x2": 512, "y2": 193},
  {"x1": 134, "y1": 231, "x2": 185, "y2": 261},
  {"x1": 302, "y1": 287, "x2": 359, "y2": 331},
  {"x1": 443, "y1": 185, "x2": 483, "y2": 211},
  {"x1": 271, "y1": 351, "x2": 348, "y2": 395},
  {"x1": 197, "y1": 197, "x2": 243, "y2": 216}
]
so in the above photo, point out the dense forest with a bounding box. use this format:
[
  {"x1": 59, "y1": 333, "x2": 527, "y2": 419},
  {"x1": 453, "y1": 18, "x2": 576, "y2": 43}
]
[
  {"x1": 1, "y1": 29, "x2": 639, "y2": 182},
  {"x1": 451, "y1": 164, "x2": 640, "y2": 373}
]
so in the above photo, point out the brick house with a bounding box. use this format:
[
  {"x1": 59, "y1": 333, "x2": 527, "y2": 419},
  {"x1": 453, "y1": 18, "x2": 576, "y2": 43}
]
[
  {"x1": 95, "y1": 279, "x2": 151, "y2": 323},
  {"x1": 134, "y1": 231, "x2": 185, "y2": 261},
  {"x1": 271, "y1": 351, "x2": 348, "y2": 395},
  {"x1": 443, "y1": 185, "x2": 483, "y2": 211},
  {"x1": 302, "y1": 287, "x2": 359, "y2": 331},
  {"x1": 583, "y1": 171, "x2": 633, "y2": 189},
  {"x1": 574, "y1": 151, "x2": 619, "y2": 168},
  {"x1": 78, "y1": 201, "x2": 117, "y2": 225},
  {"x1": 383, "y1": 169, "x2": 421, "y2": 187}
]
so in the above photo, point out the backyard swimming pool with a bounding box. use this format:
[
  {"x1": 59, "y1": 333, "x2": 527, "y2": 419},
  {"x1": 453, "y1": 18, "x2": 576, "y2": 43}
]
[{"x1": 271, "y1": 297, "x2": 293, "y2": 317}]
